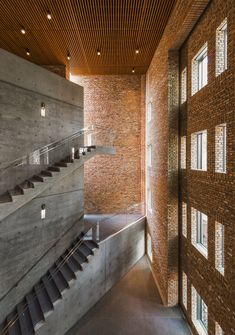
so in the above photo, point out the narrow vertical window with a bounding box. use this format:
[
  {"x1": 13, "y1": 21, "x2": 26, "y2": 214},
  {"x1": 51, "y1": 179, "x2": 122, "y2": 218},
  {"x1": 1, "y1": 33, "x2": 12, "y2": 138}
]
[
  {"x1": 192, "y1": 44, "x2": 208, "y2": 95},
  {"x1": 182, "y1": 272, "x2": 187, "y2": 309},
  {"x1": 180, "y1": 136, "x2": 186, "y2": 169},
  {"x1": 181, "y1": 67, "x2": 187, "y2": 104},
  {"x1": 147, "y1": 186, "x2": 152, "y2": 212},
  {"x1": 215, "y1": 222, "x2": 225, "y2": 275},
  {"x1": 147, "y1": 144, "x2": 152, "y2": 167},
  {"x1": 215, "y1": 124, "x2": 226, "y2": 173},
  {"x1": 147, "y1": 233, "x2": 153, "y2": 262},
  {"x1": 192, "y1": 286, "x2": 208, "y2": 335},
  {"x1": 182, "y1": 202, "x2": 187, "y2": 237},
  {"x1": 216, "y1": 19, "x2": 228, "y2": 76},
  {"x1": 147, "y1": 101, "x2": 152, "y2": 123},
  {"x1": 191, "y1": 130, "x2": 207, "y2": 171},
  {"x1": 191, "y1": 208, "x2": 208, "y2": 258}
]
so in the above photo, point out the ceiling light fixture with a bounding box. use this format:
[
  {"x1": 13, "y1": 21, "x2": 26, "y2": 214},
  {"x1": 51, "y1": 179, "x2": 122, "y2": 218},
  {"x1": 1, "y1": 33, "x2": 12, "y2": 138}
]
[
  {"x1": 132, "y1": 67, "x2": 135, "y2": 73},
  {"x1": 26, "y1": 48, "x2": 30, "y2": 56},
  {"x1": 135, "y1": 48, "x2": 140, "y2": 54},
  {"x1": 67, "y1": 52, "x2": 71, "y2": 60},
  {"x1": 47, "y1": 11, "x2": 52, "y2": 20},
  {"x1": 97, "y1": 49, "x2": 101, "y2": 56},
  {"x1": 21, "y1": 27, "x2": 26, "y2": 34}
]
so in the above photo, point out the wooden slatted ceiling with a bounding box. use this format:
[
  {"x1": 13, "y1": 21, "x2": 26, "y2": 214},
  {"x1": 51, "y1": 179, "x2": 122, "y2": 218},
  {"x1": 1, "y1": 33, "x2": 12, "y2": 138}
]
[{"x1": 0, "y1": 0, "x2": 176, "y2": 75}]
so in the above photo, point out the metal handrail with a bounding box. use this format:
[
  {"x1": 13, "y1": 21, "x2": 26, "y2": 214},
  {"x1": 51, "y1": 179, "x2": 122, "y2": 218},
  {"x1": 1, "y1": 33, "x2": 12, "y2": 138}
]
[
  {"x1": 0, "y1": 202, "x2": 145, "y2": 335},
  {"x1": 0, "y1": 126, "x2": 93, "y2": 171}
]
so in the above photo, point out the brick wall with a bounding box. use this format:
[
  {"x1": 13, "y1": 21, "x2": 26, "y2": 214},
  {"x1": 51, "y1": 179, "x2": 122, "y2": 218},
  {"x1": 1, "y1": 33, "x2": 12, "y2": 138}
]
[
  {"x1": 179, "y1": 0, "x2": 235, "y2": 334},
  {"x1": 71, "y1": 75, "x2": 144, "y2": 213},
  {"x1": 41, "y1": 64, "x2": 68, "y2": 79}
]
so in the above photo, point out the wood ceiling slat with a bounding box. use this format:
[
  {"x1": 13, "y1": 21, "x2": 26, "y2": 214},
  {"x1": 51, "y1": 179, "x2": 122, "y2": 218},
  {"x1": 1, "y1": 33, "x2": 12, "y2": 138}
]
[{"x1": 0, "y1": 0, "x2": 176, "y2": 75}]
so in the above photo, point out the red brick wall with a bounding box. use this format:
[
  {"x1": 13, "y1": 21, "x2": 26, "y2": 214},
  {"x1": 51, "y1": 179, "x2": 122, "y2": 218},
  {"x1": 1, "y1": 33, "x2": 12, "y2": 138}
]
[
  {"x1": 179, "y1": 0, "x2": 235, "y2": 334},
  {"x1": 71, "y1": 75, "x2": 144, "y2": 213},
  {"x1": 145, "y1": 0, "x2": 213, "y2": 307}
]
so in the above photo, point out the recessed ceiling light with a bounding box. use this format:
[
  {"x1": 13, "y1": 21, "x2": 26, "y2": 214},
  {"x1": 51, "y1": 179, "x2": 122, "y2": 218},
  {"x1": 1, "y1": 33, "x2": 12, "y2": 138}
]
[
  {"x1": 132, "y1": 67, "x2": 135, "y2": 73},
  {"x1": 135, "y1": 48, "x2": 140, "y2": 54},
  {"x1": 47, "y1": 11, "x2": 52, "y2": 20},
  {"x1": 67, "y1": 52, "x2": 71, "y2": 60},
  {"x1": 97, "y1": 49, "x2": 101, "y2": 56},
  {"x1": 21, "y1": 27, "x2": 26, "y2": 34},
  {"x1": 26, "y1": 48, "x2": 30, "y2": 56}
]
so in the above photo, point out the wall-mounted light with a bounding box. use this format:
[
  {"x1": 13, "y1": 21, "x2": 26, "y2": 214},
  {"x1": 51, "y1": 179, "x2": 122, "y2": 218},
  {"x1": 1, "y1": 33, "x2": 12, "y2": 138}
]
[
  {"x1": 67, "y1": 52, "x2": 71, "y2": 60},
  {"x1": 132, "y1": 67, "x2": 135, "y2": 73},
  {"x1": 26, "y1": 48, "x2": 30, "y2": 56},
  {"x1": 41, "y1": 102, "x2": 46, "y2": 117},
  {"x1": 21, "y1": 27, "x2": 26, "y2": 34},
  {"x1": 135, "y1": 48, "x2": 140, "y2": 54},
  {"x1": 71, "y1": 147, "x2": 75, "y2": 161},
  {"x1": 47, "y1": 11, "x2": 52, "y2": 20},
  {"x1": 41, "y1": 204, "x2": 46, "y2": 220},
  {"x1": 97, "y1": 49, "x2": 101, "y2": 56}
]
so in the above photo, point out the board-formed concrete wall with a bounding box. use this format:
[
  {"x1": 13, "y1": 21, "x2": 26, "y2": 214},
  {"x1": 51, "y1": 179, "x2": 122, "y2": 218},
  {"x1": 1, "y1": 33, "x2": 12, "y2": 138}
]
[
  {"x1": 37, "y1": 217, "x2": 145, "y2": 335},
  {"x1": 0, "y1": 49, "x2": 85, "y2": 321}
]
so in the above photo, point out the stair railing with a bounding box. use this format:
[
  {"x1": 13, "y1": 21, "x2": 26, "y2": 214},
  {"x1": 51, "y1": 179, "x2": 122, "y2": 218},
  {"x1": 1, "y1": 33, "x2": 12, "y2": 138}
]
[
  {"x1": 0, "y1": 125, "x2": 115, "y2": 196},
  {"x1": 0, "y1": 202, "x2": 145, "y2": 335}
]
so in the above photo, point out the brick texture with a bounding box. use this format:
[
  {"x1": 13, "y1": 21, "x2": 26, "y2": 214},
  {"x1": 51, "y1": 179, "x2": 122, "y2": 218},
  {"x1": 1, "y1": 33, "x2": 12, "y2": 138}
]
[
  {"x1": 71, "y1": 75, "x2": 145, "y2": 213},
  {"x1": 179, "y1": 0, "x2": 235, "y2": 334},
  {"x1": 41, "y1": 64, "x2": 68, "y2": 79}
]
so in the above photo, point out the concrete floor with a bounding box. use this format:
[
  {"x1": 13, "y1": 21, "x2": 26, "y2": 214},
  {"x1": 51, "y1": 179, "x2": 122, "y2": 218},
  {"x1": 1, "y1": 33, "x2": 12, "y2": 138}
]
[{"x1": 66, "y1": 257, "x2": 192, "y2": 335}]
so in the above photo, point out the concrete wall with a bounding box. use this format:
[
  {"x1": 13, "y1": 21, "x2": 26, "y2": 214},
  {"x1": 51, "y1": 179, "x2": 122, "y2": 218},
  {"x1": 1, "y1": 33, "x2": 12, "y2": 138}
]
[
  {"x1": 0, "y1": 50, "x2": 85, "y2": 322},
  {"x1": 37, "y1": 217, "x2": 145, "y2": 335},
  {"x1": 70, "y1": 74, "x2": 144, "y2": 214}
]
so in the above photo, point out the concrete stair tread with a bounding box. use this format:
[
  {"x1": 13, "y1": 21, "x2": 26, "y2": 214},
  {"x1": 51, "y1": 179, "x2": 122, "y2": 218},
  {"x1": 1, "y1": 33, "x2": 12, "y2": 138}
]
[
  {"x1": 26, "y1": 292, "x2": 45, "y2": 331},
  {"x1": 67, "y1": 247, "x2": 84, "y2": 269},
  {"x1": 34, "y1": 283, "x2": 54, "y2": 318},
  {"x1": 55, "y1": 259, "x2": 76, "y2": 283},
  {"x1": 49, "y1": 267, "x2": 69, "y2": 294},
  {"x1": 61, "y1": 255, "x2": 78, "y2": 277},
  {"x1": 17, "y1": 300, "x2": 34, "y2": 335},
  {"x1": 63, "y1": 252, "x2": 82, "y2": 273},
  {"x1": 0, "y1": 192, "x2": 12, "y2": 203},
  {"x1": 83, "y1": 240, "x2": 98, "y2": 253},
  {"x1": 79, "y1": 243, "x2": 93, "y2": 257},
  {"x1": 41, "y1": 275, "x2": 62, "y2": 305}
]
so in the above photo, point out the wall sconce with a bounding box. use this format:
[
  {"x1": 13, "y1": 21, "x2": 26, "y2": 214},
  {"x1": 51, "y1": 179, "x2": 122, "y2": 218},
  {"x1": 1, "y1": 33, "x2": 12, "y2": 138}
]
[
  {"x1": 41, "y1": 103, "x2": 46, "y2": 117},
  {"x1": 41, "y1": 204, "x2": 46, "y2": 220}
]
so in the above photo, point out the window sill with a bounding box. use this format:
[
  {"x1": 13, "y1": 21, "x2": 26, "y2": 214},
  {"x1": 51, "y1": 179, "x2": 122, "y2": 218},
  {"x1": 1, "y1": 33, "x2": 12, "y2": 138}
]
[
  {"x1": 193, "y1": 320, "x2": 208, "y2": 335},
  {"x1": 216, "y1": 266, "x2": 224, "y2": 276},
  {"x1": 193, "y1": 243, "x2": 208, "y2": 259},
  {"x1": 191, "y1": 168, "x2": 207, "y2": 172}
]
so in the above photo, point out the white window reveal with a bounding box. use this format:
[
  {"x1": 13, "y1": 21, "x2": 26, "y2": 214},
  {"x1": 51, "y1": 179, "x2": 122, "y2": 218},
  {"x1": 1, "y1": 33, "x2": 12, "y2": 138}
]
[
  {"x1": 191, "y1": 130, "x2": 207, "y2": 171},
  {"x1": 147, "y1": 101, "x2": 152, "y2": 123},
  {"x1": 192, "y1": 44, "x2": 208, "y2": 95},
  {"x1": 215, "y1": 124, "x2": 226, "y2": 173},
  {"x1": 216, "y1": 18, "x2": 228, "y2": 76},
  {"x1": 181, "y1": 67, "x2": 187, "y2": 104},
  {"x1": 182, "y1": 272, "x2": 187, "y2": 309},
  {"x1": 181, "y1": 136, "x2": 186, "y2": 169},
  {"x1": 191, "y1": 208, "x2": 208, "y2": 258},
  {"x1": 147, "y1": 144, "x2": 152, "y2": 167},
  {"x1": 147, "y1": 232, "x2": 153, "y2": 263},
  {"x1": 215, "y1": 221, "x2": 225, "y2": 275},
  {"x1": 215, "y1": 322, "x2": 224, "y2": 335},
  {"x1": 182, "y1": 202, "x2": 187, "y2": 238},
  {"x1": 192, "y1": 286, "x2": 208, "y2": 335}
]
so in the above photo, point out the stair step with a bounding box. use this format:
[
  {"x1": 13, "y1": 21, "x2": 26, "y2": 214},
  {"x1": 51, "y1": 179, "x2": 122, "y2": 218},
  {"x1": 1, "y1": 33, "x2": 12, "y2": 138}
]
[
  {"x1": 41, "y1": 170, "x2": 53, "y2": 177},
  {"x1": 26, "y1": 291, "x2": 45, "y2": 331},
  {"x1": 79, "y1": 242, "x2": 93, "y2": 257},
  {"x1": 17, "y1": 300, "x2": 34, "y2": 335},
  {"x1": 54, "y1": 162, "x2": 68, "y2": 168},
  {"x1": 21, "y1": 180, "x2": 35, "y2": 189},
  {"x1": 67, "y1": 247, "x2": 84, "y2": 269},
  {"x1": 41, "y1": 275, "x2": 62, "y2": 305},
  {"x1": 34, "y1": 283, "x2": 54, "y2": 318},
  {"x1": 7, "y1": 311, "x2": 21, "y2": 335},
  {"x1": 71, "y1": 241, "x2": 89, "y2": 262},
  {"x1": 55, "y1": 259, "x2": 76, "y2": 283},
  {"x1": 83, "y1": 239, "x2": 98, "y2": 253},
  {"x1": 63, "y1": 252, "x2": 82, "y2": 273},
  {"x1": 49, "y1": 266, "x2": 69, "y2": 294},
  {"x1": 30, "y1": 175, "x2": 44, "y2": 183},
  {"x1": 47, "y1": 166, "x2": 60, "y2": 172},
  {"x1": 0, "y1": 192, "x2": 12, "y2": 203}
]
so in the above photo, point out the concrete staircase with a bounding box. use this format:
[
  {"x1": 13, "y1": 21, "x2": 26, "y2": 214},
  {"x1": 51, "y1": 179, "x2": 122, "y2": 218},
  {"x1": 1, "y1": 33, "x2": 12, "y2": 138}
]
[
  {"x1": 0, "y1": 236, "x2": 98, "y2": 335},
  {"x1": 0, "y1": 145, "x2": 115, "y2": 222}
]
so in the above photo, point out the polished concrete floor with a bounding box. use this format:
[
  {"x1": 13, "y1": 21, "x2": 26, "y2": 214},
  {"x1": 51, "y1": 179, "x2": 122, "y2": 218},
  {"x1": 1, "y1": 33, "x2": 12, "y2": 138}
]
[{"x1": 66, "y1": 257, "x2": 192, "y2": 335}]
